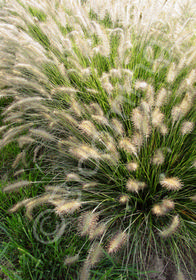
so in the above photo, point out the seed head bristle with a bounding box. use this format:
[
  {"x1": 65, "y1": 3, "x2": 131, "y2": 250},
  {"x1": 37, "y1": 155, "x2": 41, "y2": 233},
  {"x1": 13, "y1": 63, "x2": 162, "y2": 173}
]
[
  {"x1": 160, "y1": 177, "x2": 183, "y2": 191},
  {"x1": 119, "y1": 194, "x2": 129, "y2": 204},
  {"x1": 190, "y1": 195, "x2": 196, "y2": 202},
  {"x1": 82, "y1": 182, "x2": 97, "y2": 189},
  {"x1": 152, "y1": 199, "x2": 175, "y2": 216},
  {"x1": 78, "y1": 211, "x2": 99, "y2": 236},
  {"x1": 89, "y1": 222, "x2": 107, "y2": 240},
  {"x1": 126, "y1": 179, "x2": 146, "y2": 193},
  {"x1": 79, "y1": 120, "x2": 97, "y2": 137},
  {"x1": 70, "y1": 145, "x2": 100, "y2": 160},
  {"x1": 119, "y1": 138, "x2": 137, "y2": 155},
  {"x1": 135, "y1": 80, "x2": 148, "y2": 90},
  {"x1": 92, "y1": 115, "x2": 109, "y2": 126},
  {"x1": 64, "y1": 254, "x2": 79, "y2": 266},
  {"x1": 30, "y1": 129, "x2": 55, "y2": 141},
  {"x1": 167, "y1": 62, "x2": 176, "y2": 83},
  {"x1": 145, "y1": 84, "x2": 155, "y2": 106},
  {"x1": 89, "y1": 103, "x2": 104, "y2": 116},
  {"x1": 159, "y1": 215, "x2": 180, "y2": 237},
  {"x1": 3, "y1": 180, "x2": 32, "y2": 192},
  {"x1": 132, "y1": 132, "x2": 143, "y2": 149},
  {"x1": 151, "y1": 108, "x2": 165, "y2": 128},
  {"x1": 180, "y1": 121, "x2": 194, "y2": 135},
  {"x1": 159, "y1": 123, "x2": 168, "y2": 135},
  {"x1": 155, "y1": 88, "x2": 168, "y2": 108},
  {"x1": 12, "y1": 152, "x2": 23, "y2": 168},
  {"x1": 108, "y1": 231, "x2": 127, "y2": 254},
  {"x1": 14, "y1": 169, "x2": 25, "y2": 177},
  {"x1": 55, "y1": 200, "x2": 81, "y2": 215},
  {"x1": 175, "y1": 270, "x2": 185, "y2": 280},
  {"x1": 111, "y1": 118, "x2": 124, "y2": 135},
  {"x1": 79, "y1": 262, "x2": 90, "y2": 280},
  {"x1": 152, "y1": 149, "x2": 165, "y2": 166},
  {"x1": 17, "y1": 136, "x2": 35, "y2": 148},
  {"x1": 9, "y1": 198, "x2": 31, "y2": 213},
  {"x1": 66, "y1": 173, "x2": 81, "y2": 182},
  {"x1": 127, "y1": 161, "x2": 138, "y2": 172},
  {"x1": 86, "y1": 242, "x2": 103, "y2": 267},
  {"x1": 26, "y1": 194, "x2": 61, "y2": 220}
]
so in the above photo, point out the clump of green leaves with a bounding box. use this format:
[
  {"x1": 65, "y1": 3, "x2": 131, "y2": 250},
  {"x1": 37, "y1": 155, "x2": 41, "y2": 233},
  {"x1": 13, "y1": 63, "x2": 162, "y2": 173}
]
[{"x1": 0, "y1": 0, "x2": 196, "y2": 279}]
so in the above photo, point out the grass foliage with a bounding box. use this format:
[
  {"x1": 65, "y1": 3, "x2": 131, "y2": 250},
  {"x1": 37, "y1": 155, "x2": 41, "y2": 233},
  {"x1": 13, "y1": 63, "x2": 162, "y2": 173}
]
[{"x1": 0, "y1": 0, "x2": 196, "y2": 279}]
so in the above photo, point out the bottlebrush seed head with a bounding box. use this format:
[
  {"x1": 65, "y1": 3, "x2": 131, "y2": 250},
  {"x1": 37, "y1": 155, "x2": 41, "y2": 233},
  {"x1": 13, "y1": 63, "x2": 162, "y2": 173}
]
[
  {"x1": 0, "y1": 0, "x2": 196, "y2": 278},
  {"x1": 107, "y1": 231, "x2": 128, "y2": 254},
  {"x1": 160, "y1": 177, "x2": 183, "y2": 191}
]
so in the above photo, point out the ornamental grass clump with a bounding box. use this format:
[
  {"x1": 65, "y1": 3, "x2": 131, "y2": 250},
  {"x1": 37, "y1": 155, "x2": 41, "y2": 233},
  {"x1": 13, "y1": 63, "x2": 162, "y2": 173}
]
[{"x1": 0, "y1": 0, "x2": 196, "y2": 279}]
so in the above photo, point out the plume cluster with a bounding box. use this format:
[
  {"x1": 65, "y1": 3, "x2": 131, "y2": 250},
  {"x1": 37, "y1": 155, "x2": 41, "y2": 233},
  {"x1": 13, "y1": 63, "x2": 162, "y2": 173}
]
[{"x1": 0, "y1": 0, "x2": 196, "y2": 279}]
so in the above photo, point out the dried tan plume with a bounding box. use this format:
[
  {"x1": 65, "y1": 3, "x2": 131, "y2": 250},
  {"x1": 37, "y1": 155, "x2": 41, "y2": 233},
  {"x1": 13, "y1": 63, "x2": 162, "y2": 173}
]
[
  {"x1": 78, "y1": 211, "x2": 99, "y2": 236},
  {"x1": 108, "y1": 231, "x2": 128, "y2": 254},
  {"x1": 119, "y1": 138, "x2": 137, "y2": 155},
  {"x1": 79, "y1": 120, "x2": 97, "y2": 137},
  {"x1": 152, "y1": 199, "x2": 175, "y2": 216},
  {"x1": 55, "y1": 200, "x2": 81, "y2": 215},
  {"x1": 119, "y1": 194, "x2": 129, "y2": 204},
  {"x1": 126, "y1": 179, "x2": 146, "y2": 193},
  {"x1": 159, "y1": 215, "x2": 180, "y2": 237},
  {"x1": 152, "y1": 149, "x2": 165, "y2": 165},
  {"x1": 64, "y1": 254, "x2": 79, "y2": 265},
  {"x1": 127, "y1": 161, "x2": 138, "y2": 172},
  {"x1": 160, "y1": 177, "x2": 183, "y2": 191},
  {"x1": 180, "y1": 121, "x2": 194, "y2": 135},
  {"x1": 3, "y1": 180, "x2": 33, "y2": 192},
  {"x1": 86, "y1": 242, "x2": 103, "y2": 267}
]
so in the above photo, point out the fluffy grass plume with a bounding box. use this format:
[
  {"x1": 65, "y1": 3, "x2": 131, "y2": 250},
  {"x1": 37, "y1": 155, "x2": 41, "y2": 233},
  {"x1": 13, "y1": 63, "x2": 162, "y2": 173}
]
[{"x1": 0, "y1": 0, "x2": 196, "y2": 279}]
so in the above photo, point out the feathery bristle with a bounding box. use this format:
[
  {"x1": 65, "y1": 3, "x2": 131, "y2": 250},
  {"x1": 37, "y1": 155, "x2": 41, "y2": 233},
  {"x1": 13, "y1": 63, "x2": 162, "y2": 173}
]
[
  {"x1": 89, "y1": 222, "x2": 107, "y2": 240},
  {"x1": 108, "y1": 231, "x2": 127, "y2": 254},
  {"x1": 152, "y1": 199, "x2": 175, "y2": 216},
  {"x1": 159, "y1": 123, "x2": 168, "y2": 135},
  {"x1": 14, "y1": 169, "x2": 25, "y2": 177},
  {"x1": 175, "y1": 270, "x2": 185, "y2": 280},
  {"x1": 12, "y1": 152, "x2": 24, "y2": 168},
  {"x1": 55, "y1": 200, "x2": 81, "y2": 215},
  {"x1": 25, "y1": 194, "x2": 61, "y2": 220},
  {"x1": 79, "y1": 120, "x2": 97, "y2": 137},
  {"x1": 86, "y1": 242, "x2": 103, "y2": 267},
  {"x1": 30, "y1": 129, "x2": 55, "y2": 141},
  {"x1": 79, "y1": 262, "x2": 90, "y2": 280},
  {"x1": 155, "y1": 88, "x2": 168, "y2": 108},
  {"x1": 151, "y1": 108, "x2": 164, "y2": 128},
  {"x1": 135, "y1": 80, "x2": 148, "y2": 90},
  {"x1": 159, "y1": 215, "x2": 180, "y2": 237},
  {"x1": 66, "y1": 173, "x2": 81, "y2": 182},
  {"x1": 167, "y1": 62, "x2": 176, "y2": 83},
  {"x1": 9, "y1": 198, "x2": 31, "y2": 213},
  {"x1": 126, "y1": 161, "x2": 138, "y2": 172},
  {"x1": 78, "y1": 212, "x2": 99, "y2": 236},
  {"x1": 152, "y1": 149, "x2": 165, "y2": 165},
  {"x1": 64, "y1": 254, "x2": 79, "y2": 265},
  {"x1": 111, "y1": 118, "x2": 124, "y2": 135},
  {"x1": 126, "y1": 179, "x2": 146, "y2": 193},
  {"x1": 17, "y1": 136, "x2": 35, "y2": 148},
  {"x1": 160, "y1": 177, "x2": 183, "y2": 191},
  {"x1": 3, "y1": 180, "x2": 32, "y2": 192},
  {"x1": 119, "y1": 194, "x2": 129, "y2": 204},
  {"x1": 180, "y1": 121, "x2": 194, "y2": 135},
  {"x1": 70, "y1": 145, "x2": 100, "y2": 160},
  {"x1": 82, "y1": 182, "x2": 97, "y2": 189},
  {"x1": 119, "y1": 138, "x2": 137, "y2": 155}
]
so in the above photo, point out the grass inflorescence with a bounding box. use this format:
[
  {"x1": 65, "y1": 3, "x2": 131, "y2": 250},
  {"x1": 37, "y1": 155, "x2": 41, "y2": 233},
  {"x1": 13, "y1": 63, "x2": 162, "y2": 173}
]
[{"x1": 0, "y1": 0, "x2": 196, "y2": 279}]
